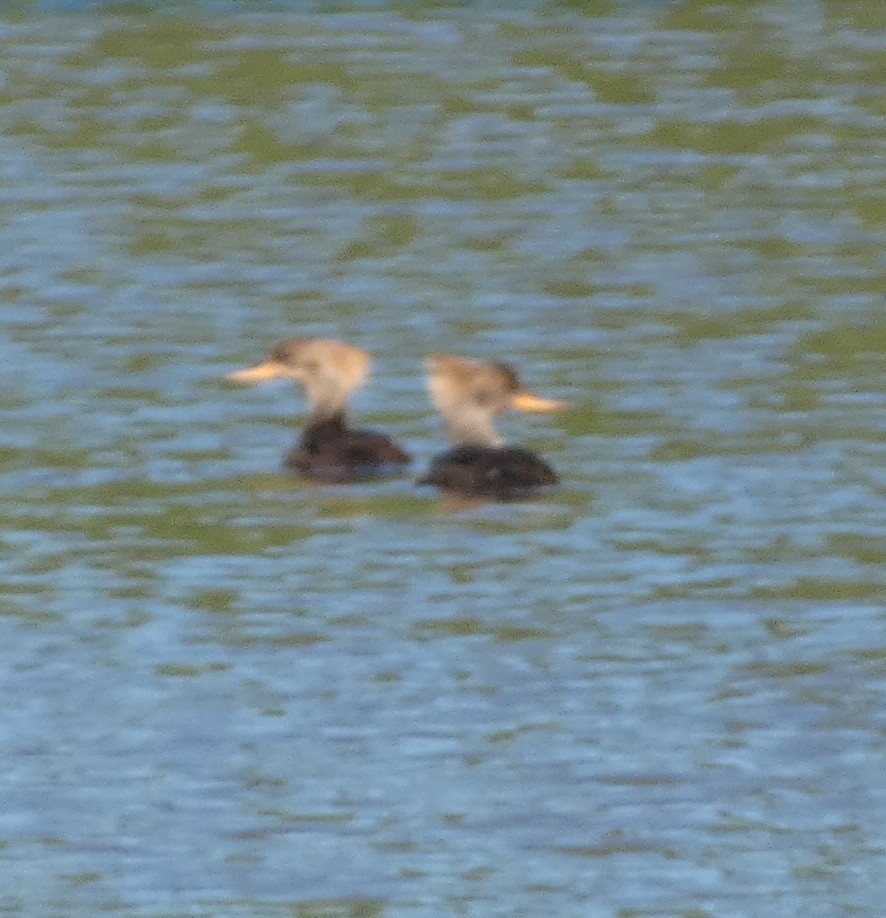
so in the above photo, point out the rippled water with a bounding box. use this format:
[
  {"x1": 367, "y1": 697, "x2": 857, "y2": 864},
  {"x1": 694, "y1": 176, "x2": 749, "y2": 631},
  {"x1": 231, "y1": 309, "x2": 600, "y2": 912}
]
[{"x1": 1, "y1": 2, "x2": 884, "y2": 916}]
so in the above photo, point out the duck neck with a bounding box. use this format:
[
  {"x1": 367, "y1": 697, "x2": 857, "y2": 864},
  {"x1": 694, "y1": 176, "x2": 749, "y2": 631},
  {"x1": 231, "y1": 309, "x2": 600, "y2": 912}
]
[
  {"x1": 305, "y1": 409, "x2": 348, "y2": 435},
  {"x1": 445, "y1": 411, "x2": 502, "y2": 448},
  {"x1": 304, "y1": 380, "x2": 351, "y2": 427}
]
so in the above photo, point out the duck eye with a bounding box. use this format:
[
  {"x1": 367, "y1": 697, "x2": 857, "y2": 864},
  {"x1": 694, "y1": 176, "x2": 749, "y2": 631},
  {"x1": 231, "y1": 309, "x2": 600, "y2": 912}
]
[{"x1": 270, "y1": 348, "x2": 288, "y2": 362}]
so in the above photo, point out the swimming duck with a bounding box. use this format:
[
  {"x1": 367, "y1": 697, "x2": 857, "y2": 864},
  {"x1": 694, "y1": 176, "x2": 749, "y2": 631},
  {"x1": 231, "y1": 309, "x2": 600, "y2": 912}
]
[
  {"x1": 227, "y1": 338, "x2": 410, "y2": 482},
  {"x1": 420, "y1": 354, "x2": 565, "y2": 500}
]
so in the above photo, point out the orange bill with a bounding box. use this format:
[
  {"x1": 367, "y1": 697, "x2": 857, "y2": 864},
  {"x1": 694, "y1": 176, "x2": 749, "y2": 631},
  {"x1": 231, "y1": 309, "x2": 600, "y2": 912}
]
[
  {"x1": 511, "y1": 391, "x2": 568, "y2": 412},
  {"x1": 225, "y1": 361, "x2": 285, "y2": 384}
]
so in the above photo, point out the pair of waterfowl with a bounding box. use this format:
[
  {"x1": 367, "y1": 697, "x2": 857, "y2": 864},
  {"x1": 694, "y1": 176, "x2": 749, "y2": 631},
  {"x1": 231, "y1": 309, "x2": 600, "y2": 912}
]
[{"x1": 227, "y1": 338, "x2": 565, "y2": 500}]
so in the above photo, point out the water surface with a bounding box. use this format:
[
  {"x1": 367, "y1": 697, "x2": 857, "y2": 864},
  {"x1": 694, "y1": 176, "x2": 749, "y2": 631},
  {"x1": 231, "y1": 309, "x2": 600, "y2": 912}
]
[{"x1": 0, "y1": 2, "x2": 884, "y2": 916}]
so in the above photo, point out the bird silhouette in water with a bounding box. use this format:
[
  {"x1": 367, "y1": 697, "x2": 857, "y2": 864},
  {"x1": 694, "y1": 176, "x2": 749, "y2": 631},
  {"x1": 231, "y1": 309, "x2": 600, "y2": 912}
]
[
  {"x1": 227, "y1": 338, "x2": 410, "y2": 482},
  {"x1": 420, "y1": 354, "x2": 565, "y2": 500}
]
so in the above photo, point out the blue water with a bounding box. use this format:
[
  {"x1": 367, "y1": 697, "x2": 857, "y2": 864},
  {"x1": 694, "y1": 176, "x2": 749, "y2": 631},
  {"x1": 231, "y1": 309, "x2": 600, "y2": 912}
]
[{"x1": 0, "y1": 4, "x2": 884, "y2": 916}]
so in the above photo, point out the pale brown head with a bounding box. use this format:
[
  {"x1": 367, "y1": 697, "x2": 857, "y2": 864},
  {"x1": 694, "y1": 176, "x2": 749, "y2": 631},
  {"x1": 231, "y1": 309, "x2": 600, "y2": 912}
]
[
  {"x1": 227, "y1": 338, "x2": 371, "y2": 420},
  {"x1": 426, "y1": 354, "x2": 566, "y2": 447}
]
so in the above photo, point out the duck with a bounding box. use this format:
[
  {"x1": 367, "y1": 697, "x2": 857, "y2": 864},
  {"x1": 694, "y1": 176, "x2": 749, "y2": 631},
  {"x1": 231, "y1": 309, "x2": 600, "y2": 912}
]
[
  {"x1": 227, "y1": 337, "x2": 410, "y2": 482},
  {"x1": 419, "y1": 354, "x2": 565, "y2": 500}
]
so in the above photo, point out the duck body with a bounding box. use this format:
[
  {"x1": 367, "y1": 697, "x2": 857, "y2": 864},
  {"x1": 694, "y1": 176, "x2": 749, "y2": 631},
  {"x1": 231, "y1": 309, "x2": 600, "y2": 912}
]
[
  {"x1": 287, "y1": 415, "x2": 411, "y2": 483},
  {"x1": 420, "y1": 444, "x2": 558, "y2": 500}
]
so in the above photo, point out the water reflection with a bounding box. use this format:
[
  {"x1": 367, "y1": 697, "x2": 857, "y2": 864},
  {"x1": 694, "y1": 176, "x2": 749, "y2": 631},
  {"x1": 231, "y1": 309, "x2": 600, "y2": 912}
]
[{"x1": 0, "y1": 2, "x2": 884, "y2": 916}]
